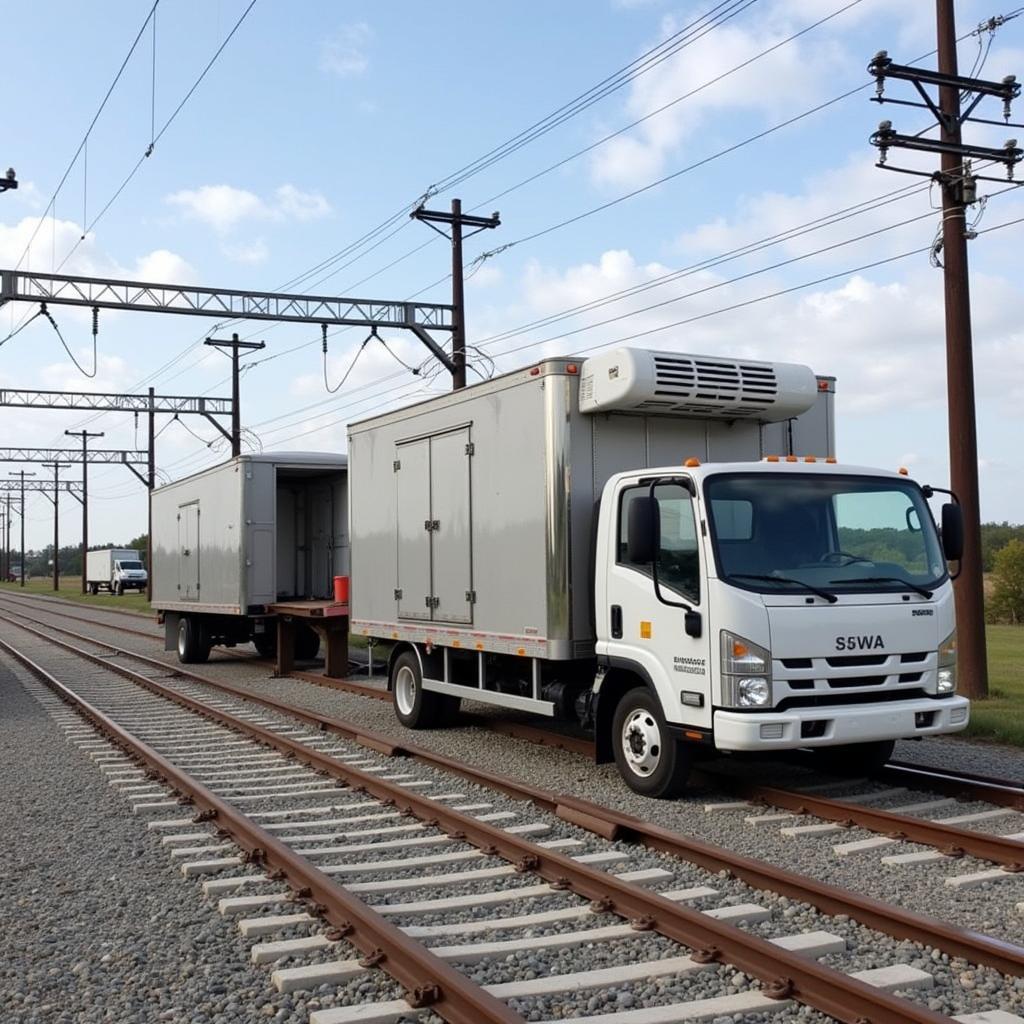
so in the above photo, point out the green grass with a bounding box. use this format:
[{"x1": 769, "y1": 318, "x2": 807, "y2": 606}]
[
  {"x1": 964, "y1": 624, "x2": 1024, "y2": 746},
  {"x1": 0, "y1": 577, "x2": 152, "y2": 615}
]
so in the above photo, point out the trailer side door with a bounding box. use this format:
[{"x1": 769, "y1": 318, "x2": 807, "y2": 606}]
[
  {"x1": 178, "y1": 502, "x2": 200, "y2": 601},
  {"x1": 395, "y1": 438, "x2": 432, "y2": 620},
  {"x1": 428, "y1": 426, "x2": 473, "y2": 624}
]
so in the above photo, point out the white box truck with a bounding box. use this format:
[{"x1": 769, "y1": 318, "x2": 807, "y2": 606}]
[
  {"x1": 348, "y1": 348, "x2": 969, "y2": 796},
  {"x1": 86, "y1": 548, "x2": 148, "y2": 595}
]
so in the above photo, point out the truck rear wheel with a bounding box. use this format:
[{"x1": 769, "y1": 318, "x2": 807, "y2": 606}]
[
  {"x1": 89, "y1": 583, "x2": 98, "y2": 596},
  {"x1": 612, "y1": 687, "x2": 691, "y2": 799},
  {"x1": 810, "y1": 738, "x2": 895, "y2": 775},
  {"x1": 177, "y1": 616, "x2": 210, "y2": 664},
  {"x1": 391, "y1": 651, "x2": 458, "y2": 728},
  {"x1": 253, "y1": 632, "x2": 277, "y2": 659}
]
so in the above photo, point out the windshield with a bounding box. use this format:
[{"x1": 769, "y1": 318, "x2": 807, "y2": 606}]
[
  {"x1": 118, "y1": 561, "x2": 144, "y2": 570},
  {"x1": 704, "y1": 473, "x2": 947, "y2": 594}
]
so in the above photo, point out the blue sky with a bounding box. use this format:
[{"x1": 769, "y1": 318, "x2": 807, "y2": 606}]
[{"x1": 2, "y1": 0, "x2": 1023, "y2": 549}]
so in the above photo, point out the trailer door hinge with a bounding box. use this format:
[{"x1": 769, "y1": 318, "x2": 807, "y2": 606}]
[
  {"x1": 465, "y1": 442, "x2": 475, "y2": 456},
  {"x1": 394, "y1": 588, "x2": 403, "y2": 601},
  {"x1": 465, "y1": 589, "x2": 476, "y2": 604},
  {"x1": 393, "y1": 459, "x2": 401, "y2": 471}
]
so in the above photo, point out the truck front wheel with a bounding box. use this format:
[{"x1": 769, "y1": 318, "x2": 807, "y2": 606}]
[
  {"x1": 612, "y1": 687, "x2": 691, "y2": 798},
  {"x1": 114, "y1": 581, "x2": 124, "y2": 596},
  {"x1": 177, "y1": 616, "x2": 211, "y2": 664},
  {"x1": 810, "y1": 738, "x2": 895, "y2": 775},
  {"x1": 391, "y1": 651, "x2": 458, "y2": 728}
]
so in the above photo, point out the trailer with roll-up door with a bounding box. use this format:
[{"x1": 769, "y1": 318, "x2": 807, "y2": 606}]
[{"x1": 348, "y1": 347, "x2": 969, "y2": 797}]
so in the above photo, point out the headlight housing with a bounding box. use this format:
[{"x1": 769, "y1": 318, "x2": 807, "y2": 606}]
[
  {"x1": 937, "y1": 629, "x2": 957, "y2": 694},
  {"x1": 721, "y1": 631, "x2": 772, "y2": 708}
]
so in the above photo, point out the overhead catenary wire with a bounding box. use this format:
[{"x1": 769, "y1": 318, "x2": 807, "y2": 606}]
[{"x1": 11, "y1": 1, "x2": 160, "y2": 273}]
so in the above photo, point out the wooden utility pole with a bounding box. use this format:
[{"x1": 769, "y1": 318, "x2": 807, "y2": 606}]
[
  {"x1": 41, "y1": 462, "x2": 72, "y2": 590},
  {"x1": 412, "y1": 199, "x2": 501, "y2": 390},
  {"x1": 65, "y1": 429, "x2": 104, "y2": 594},
  {"x1": 204, "y1": 334, "x2": 265, "y2": 456},
  {"x1": 934, "y1": 0, "x2": 987, "y2": 700},
  {"x1": 867, "y1": 7, "x2": 1022, "y2": 700},
  {"x1": 10, "y1": 470, "x2": 34, "y2": 585}
]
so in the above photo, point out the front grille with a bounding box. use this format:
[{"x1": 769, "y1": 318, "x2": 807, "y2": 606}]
[
  {"x1": 827, "y1": 675, "x2": 887, "y2": 689},
  {"x1": 776, "y1": 688, "x2": 928, "y2": 711},
  {"x1": 826, "y1": 654, "x2": 888, "y2": 668}
]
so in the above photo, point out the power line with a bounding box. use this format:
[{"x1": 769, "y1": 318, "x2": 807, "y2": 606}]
[{"x1": 12, "y1": 1, "x2": 160, "y2": 273}]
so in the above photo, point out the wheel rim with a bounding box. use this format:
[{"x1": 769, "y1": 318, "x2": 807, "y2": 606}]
[
  {"x1": 177, "y1": 623, "x2": 187, "y2": 658},
  {"x1": 621, "y1": 707, "x2": 662, "y2": 778},
  {"x1": 395, "y1": 665, "x2": 417, "y2": 716}
]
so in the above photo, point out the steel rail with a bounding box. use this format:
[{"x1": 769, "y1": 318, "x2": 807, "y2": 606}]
[
  {"x1": 0, "y1": 593, "x2": 160, "y2": 640},
  {"x1": 0, "y1": 615, "x2": 981, "y2": 1021},
  {"x1": 876, "y1": 760, "x2": 1024, "y2": 812},
  {"x1": 695, "y1": 769, "x2": 1024, "y2": 869},
  {"x1": 0, "y1": 606, "x2": 1022, "y2": 978},
  {"x1": 0, "y1": 632, "x2": 522, "y2": 1024}
]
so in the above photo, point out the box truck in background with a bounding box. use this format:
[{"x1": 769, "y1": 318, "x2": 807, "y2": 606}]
[
  {"x1": 150, "y1": 453, "x2": 347, "y2": 663},
  {"x1": 348, "y1": 348, "x2": 969, "y2": 797},
  {"x1": 86, "y1": 548, "x2": 148, "y2": 595}
]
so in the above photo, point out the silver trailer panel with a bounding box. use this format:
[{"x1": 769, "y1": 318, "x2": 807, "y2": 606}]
[
  {"x1": 348, "y1": 358, "x2": 834, "y2": 660},
  {"x1": 151, "y1": 453, "x2": 348, "y2": 615}
]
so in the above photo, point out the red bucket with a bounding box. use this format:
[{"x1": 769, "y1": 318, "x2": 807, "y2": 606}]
[{"x1": 333, "y1": 575, "x2": 350, "y2": 603}]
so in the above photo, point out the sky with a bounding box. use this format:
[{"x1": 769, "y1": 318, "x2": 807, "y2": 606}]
[{"x1": 1, "y1": 0, "x2": 1023, "y2": 551}]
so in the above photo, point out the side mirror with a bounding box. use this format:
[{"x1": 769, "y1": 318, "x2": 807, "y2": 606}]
[
  {"x1": 684, "y1": 610, "x2": 702, "y2": 638},
  {"x1": 626, "y1": 496, "x2": 658, "y2": 564},
  {"x1": 941, "y1": 503, "x2": 963, "y2": 562}
]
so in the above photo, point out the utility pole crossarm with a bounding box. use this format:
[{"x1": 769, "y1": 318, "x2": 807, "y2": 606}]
[
  {"x1": 0, "y1": 480, "x2": 81, "y2": 493},
  {"x1": 0, "y1": 269, "x2": 455, "y2": 332}
]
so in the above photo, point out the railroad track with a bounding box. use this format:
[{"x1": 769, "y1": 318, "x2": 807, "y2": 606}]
[
  {"x1": 1, "y1": 591, "x2": 1022, "y2": 874},
  {"x1": 1, "y1": 607, "x2": 1024, "y2": 1023}
]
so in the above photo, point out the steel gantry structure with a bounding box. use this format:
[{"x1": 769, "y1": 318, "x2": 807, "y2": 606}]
[
  {"x1": 0, "y1": 268, "x2": 460, "y2": 378},
  {"x1": 0, "y1": 388, "x2": 232, "y2": 599}
]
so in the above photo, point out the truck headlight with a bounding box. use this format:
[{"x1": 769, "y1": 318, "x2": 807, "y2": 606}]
[
  {"x1": 937, "y1": 630, "x2": 957, "y2": 694},
  {"x1": 721, "y1": 631, "x2": 772, "y2": 708},
  {"x1": 737, "y1": 677, "x2": 770, "y2": 707}
]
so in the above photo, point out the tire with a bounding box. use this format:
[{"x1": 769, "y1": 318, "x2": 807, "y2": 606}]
[
  {"x1": 390, "y1": 650, "x2": 458, "y2": 729},
  {"x1": 177, "y1": 616, "x2": 210, "y2": 664},
  {"x1": 89, "y1": 583, "x2": 98, "y2": 596},
  {"x1": 810, "y1": 739, "x2": 895, "y2": 775},
  {"x1": 611, "y1": 686, "x2": 691, "y2": 798},
  {"x1": 253, "y1": 632, "x2": 277, "y2": 659},
  {"x1": 114, "y1": 581, "x2": 124, "y2": 596},
  {"x1": 294, "y1": 625, "x2": 321, "y2": 661}
]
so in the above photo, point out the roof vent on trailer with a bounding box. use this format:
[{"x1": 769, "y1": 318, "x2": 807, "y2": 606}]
[{"x1": 577, "y1": 348, "x2": 818, "y2": 422}]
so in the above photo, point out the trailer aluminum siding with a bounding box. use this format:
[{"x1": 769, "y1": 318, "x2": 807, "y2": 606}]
[
  {"x1": 348, "y1": 358, "x2": 834, "y2": 661},
  {"x1": 151, "y1": 453, "x2": 348, "y2": 615}
]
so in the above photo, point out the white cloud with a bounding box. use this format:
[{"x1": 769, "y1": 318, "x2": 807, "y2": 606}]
[
  {"x1": 0, "y1": 215, "x2": 196, "y2": 283},
  {"x1": 320, "y1": 22, "x2": 372, "y2": 78},
  {"x1": 221, "y1": 238, "x2": 270, "y2": 265},
  {"x1": 165, "y1": 183, "x2": 332, "y2": 234}
]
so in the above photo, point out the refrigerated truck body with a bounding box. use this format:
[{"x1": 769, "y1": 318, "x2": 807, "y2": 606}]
[
  {"x1": 348, "y1": 348, "x2": 968, "y2": 796},
  {"x1": 85, "y1": 547, "x2": 147, "y2": 595},
  {"x1": 151, "y1": 453, "x2": 347, "y2": 663}
]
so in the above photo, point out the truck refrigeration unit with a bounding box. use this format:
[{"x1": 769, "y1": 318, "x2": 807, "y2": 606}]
[
  {"x1": 349, "y1": 348, "x2": 969, "y2": 796},
  {"x1": 151, "y1": 453, "x2": 348, "y2": 663},
  {"x1": 85, "y1": 547, "x2": 148, "y2": 595}
]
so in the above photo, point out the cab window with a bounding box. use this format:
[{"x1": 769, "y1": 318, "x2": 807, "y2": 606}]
[{"x1": 618, "y1": 482, "x2": 700, "y2": 602}]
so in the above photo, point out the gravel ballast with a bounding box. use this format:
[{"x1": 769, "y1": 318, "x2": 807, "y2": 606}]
[{"x1": 2, "y1": 592, "x2": 1023, "y2": 1024}]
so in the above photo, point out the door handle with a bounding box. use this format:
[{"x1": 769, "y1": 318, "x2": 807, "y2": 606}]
[{"x1": 610, "y1": 605, "x2": 623, "y2": 639}]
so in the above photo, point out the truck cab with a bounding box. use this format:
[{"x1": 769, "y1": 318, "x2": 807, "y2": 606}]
[{"x1": 595, "y1": 460, "x2": 969, "y2": 795}]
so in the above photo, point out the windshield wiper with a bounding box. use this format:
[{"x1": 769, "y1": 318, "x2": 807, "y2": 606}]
[
  {"x1": 830, "y1": 576, "x2": 934, "y2": 599},
  {"x1": 726, "y1": 573, "x2": 838, "y2": 604}
]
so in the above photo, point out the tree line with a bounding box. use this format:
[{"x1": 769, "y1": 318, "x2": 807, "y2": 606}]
[{"x1": 6, "y1": 535, "x2": 148, "y2": 577}]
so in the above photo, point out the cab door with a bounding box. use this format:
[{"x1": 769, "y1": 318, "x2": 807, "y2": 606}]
[{"x1": 602, "y1": 478, "x2": 712, "y2": 729}]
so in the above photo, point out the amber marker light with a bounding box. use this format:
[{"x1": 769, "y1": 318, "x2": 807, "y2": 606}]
[{"x1": 684, "y1": 457, "x2": 701, "y2": 467}]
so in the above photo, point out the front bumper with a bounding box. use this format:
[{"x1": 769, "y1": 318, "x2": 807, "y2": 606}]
[{"x1": 713, "y1": 695, "x2": 970, "y2": 751}]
